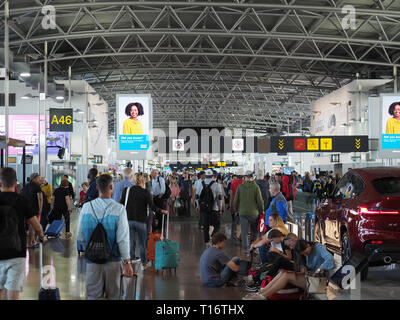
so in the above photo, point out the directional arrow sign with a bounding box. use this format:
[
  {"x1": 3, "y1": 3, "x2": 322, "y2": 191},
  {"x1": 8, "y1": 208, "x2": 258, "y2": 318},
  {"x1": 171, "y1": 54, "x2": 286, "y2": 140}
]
[{"x1": 271, "y1": 136, "x2": 368, "y2": 153}]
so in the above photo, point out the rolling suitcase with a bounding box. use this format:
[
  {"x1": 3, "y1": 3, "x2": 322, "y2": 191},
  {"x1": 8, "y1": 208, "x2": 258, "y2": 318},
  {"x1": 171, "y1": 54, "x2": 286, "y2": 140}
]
[
  {"x1": 155, "y1": 213, "x2": 179, "y2": 274},
  {"x1": 146, "y1": 232, "x2": 162, "y2": 262},
  {"x1": 38, "y1": 242, "x2": 61, "y2": 300},
  {"x1": 120, "y1": 269, "x2": 138, "y2": 300},
  {"x1": 45, "y1": 220, "x2": 65, "y2": 238},
  {"x1": 329, "y1": 252, "x2": 368, "y2": 289}
]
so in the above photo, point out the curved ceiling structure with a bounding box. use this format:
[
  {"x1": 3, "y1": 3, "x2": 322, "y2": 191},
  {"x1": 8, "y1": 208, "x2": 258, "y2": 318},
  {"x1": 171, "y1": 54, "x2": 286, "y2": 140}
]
[{"x1": 1, "y1": 0, "x2": 400, "y2": 134}]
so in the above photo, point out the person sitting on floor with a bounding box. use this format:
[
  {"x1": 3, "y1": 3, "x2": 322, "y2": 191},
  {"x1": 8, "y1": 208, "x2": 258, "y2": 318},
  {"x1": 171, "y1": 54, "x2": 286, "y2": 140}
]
[
  {"x1": 243, "y1": 239, "x2": 335, "y2": 300},
  {"x1": 200, "y1": 232, "x2": 241, "y2": 288},
  {"x1": 245, "y1": 233, "x2": 298, "y2": 291},
  {"x1": 250, "y1": 213, "x2": 289, "y2": 264}
]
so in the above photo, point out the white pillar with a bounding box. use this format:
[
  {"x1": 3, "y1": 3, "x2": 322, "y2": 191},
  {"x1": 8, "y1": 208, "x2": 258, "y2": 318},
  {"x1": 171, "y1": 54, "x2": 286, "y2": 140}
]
[{"x1": 4, "y1": 1, "x2": 9, "y2": 166}]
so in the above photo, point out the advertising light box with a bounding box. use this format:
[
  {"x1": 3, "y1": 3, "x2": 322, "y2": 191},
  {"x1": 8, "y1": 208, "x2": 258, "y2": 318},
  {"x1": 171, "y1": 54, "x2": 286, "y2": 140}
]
[
  {"x1": 379, "y1": 95, "x2": 400, "y2": 158},
  {"x1": 116, "y1": 94, "x2": 153, "y2": 160},
  {"x1": 0, "y1": 115, "x2": 69, "y2": 155}
]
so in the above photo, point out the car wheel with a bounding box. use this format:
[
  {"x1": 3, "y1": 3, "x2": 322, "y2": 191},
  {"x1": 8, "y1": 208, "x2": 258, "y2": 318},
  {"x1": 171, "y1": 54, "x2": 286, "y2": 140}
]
[
  {"x1": 341, "y1": 231, "x2": 352, "y2": 264},
  {"x1": 360, "y1": 266, "x2": 368, "y2": 281}
]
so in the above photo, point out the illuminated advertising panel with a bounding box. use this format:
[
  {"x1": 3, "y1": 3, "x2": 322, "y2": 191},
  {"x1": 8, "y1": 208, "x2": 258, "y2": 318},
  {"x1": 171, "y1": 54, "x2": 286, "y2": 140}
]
[
  {"x1": 378, "y1": 95, "x2": 400, "y2": 158},
  {"x1": 0, "y1": 115, "x2": 69, "y2": 155},
  {"x1": 116, "y1": 94, "x2": 153, "y2": 160}
]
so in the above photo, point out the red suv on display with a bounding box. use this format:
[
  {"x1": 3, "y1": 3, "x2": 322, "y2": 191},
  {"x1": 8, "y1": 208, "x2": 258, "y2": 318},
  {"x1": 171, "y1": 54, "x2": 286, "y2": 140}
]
[{"x1": 314, "y1": 167, "x2": 400, "y2": 280}]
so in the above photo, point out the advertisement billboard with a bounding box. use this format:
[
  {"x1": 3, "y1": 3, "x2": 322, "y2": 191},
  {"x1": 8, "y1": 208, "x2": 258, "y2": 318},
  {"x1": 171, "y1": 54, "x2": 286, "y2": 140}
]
[
  {"x1": 379, "y1": 95, "x2": 400, "y2": 158},
  {"x1": 381, "y1": 96, "x2": 400, "y2": 146},
  {"x1": 0, "y1": 115, "x2": 69, "y2": 155},
  {"x1": 116, "y1": 94, "x2": 152, "y2": 160}
]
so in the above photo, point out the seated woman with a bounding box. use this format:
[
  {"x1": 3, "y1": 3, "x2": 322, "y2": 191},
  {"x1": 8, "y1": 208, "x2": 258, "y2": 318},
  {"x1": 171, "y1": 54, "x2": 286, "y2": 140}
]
[
  {"x1": 243, "y1": 239, "x2": 335, "y2": 300},
  {"x1": 250, "y1": 213, "x2": 289, "y2": 264},
  {"x1": 200, "y1": 233, "x2": 241, "y2": 287},
  {"x1": 245, "y1": 230, "x2": 293, "y2": 291}
]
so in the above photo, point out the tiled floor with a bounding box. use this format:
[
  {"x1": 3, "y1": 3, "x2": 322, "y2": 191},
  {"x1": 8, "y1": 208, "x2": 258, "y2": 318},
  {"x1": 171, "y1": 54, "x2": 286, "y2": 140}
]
[
  {"x1": 14, "y1": 206, "x2": 400, "y2": 300},
  {"x1": 19, "y1": 211, "x2": 248, "y2": 300}
]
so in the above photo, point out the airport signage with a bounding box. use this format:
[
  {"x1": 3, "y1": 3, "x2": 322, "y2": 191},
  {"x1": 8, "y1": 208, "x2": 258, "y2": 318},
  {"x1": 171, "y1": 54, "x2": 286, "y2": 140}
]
[
  {"x1": 49, "y1": 108, "x2": 73, "y2": 132},
  {"x1": 271, "y1": 136, "x2": 368, "y2": 153},
  {"x1": 379, "y1": 95, "x2": 400, "y2": 158}
]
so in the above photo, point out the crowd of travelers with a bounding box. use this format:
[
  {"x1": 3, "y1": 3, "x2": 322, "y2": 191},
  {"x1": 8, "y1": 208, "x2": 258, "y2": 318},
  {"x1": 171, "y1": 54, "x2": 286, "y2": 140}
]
[{"x1": 0, "y1": 164, "x2": 341, "y2": 300}]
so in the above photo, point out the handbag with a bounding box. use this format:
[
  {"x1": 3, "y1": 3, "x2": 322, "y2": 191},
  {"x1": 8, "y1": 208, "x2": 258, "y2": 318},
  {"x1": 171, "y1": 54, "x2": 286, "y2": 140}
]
[
  {"x1": 174, "y1": 199, "x2": 182, "y2": 209},
  {"x1": 257, "y1": 212, "x2": 267, "y2": 233},
  {"x1": 305, "y1": 274, "x2": 328, "y2": 294}
]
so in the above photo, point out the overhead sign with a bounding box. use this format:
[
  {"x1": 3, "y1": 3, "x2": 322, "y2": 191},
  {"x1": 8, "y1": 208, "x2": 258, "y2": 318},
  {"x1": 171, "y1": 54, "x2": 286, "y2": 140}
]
[
  {"x1": 208, "y1": 161, "x2": 227, "y2": 168},
  {"x1": 93, "y1": 155, "x2": 103, "y2": 164},
  {"x1": 172, "y1": 139, "x2": 184, "y2": 151},
  {"x1": 271, "y1": 136, "x2": 368, "y2": 153},
  {"x1": 50, "y1": 108, "x2": 73, "y2": 132},
  {"x1": 232, "y1": 138, "x2": 244, "y2": 151}
]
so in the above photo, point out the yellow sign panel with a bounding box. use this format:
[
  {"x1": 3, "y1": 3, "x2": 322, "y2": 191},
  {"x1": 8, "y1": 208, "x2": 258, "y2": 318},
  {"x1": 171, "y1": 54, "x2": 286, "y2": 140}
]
[
  {"x1": 278, "y1": 139, "x2": 284, "y2": 150},
  {"x1": 320, "y1": 138, "x2": 332, "y2": 150},
  {"x1": 355, "y1": 138, "x2": 361, "y2": 149},
  {"x1": 307, "y1": 138, "x2": 319, "y2": 150}
]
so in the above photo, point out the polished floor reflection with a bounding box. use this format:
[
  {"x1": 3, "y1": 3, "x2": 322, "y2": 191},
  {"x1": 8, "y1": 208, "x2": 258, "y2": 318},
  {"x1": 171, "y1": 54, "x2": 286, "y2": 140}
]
[
  {"x1": 17, "y1": 209, "x2": 400, "y2": 300},
  {"x1": 20, "y1": 211, "x2": 247, "y2": 300}
]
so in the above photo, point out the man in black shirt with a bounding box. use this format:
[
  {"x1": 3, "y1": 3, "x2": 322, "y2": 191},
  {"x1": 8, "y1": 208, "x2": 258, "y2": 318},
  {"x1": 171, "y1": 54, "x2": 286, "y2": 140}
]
[
  {"x1": 0, "y1": 168, "x2": 45, "y2": 300},
  {"x1": 22, "y1": 173, "x2": 43, "y2": 248}
]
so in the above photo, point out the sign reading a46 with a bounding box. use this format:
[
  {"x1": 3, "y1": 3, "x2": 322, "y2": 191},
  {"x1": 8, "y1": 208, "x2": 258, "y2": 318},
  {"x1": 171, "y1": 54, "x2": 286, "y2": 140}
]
[{"x1": 50, "y1": 108, "x2": 73, "y2": 132}]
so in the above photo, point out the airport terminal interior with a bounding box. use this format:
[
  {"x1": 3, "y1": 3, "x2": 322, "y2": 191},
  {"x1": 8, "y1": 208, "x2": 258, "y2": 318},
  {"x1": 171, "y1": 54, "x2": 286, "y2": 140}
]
[{"x1": 1, "y1": 0, "x2": 400, "y2": 302}]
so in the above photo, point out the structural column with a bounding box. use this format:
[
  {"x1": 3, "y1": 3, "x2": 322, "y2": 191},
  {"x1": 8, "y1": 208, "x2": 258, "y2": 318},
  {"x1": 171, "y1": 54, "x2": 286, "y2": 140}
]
[
  {"x1": 4, "y1": 1, "x2": 9, "y2": 167},
  {"x1": 39, "y1": 42, "x2": 48, "y2": 177}
]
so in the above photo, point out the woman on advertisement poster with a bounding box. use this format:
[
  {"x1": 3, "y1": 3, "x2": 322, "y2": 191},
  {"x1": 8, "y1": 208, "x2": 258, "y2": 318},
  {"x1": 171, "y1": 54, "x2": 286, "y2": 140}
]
[
  {"x1": 123, "y1": 102, "x2": 144, "y2": 135},
  {"x1": 386, "y1": 101, "x2": 400, "y2": 134}
]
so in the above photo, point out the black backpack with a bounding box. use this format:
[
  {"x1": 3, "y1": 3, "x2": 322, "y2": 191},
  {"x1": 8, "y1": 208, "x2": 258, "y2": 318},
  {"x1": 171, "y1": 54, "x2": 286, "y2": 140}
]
[
  {"x1": 0, "y1": 201, "x2": 22, "y2": 256},
  {"x1": 199, "y1": 181, "x2": 215, "y2": 213},
  {"x1": 85, "y1": 201, "x2": 113, "y2": 264},
  {"x1": 158, "y1": 176, "x2": 171, "y2": 200}
]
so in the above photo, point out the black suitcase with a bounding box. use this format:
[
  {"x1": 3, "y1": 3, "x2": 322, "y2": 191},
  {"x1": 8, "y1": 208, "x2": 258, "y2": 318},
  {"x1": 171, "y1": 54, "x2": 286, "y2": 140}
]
[{"x1": 329, "y1": 252, "x2": 368, "y2": 289}]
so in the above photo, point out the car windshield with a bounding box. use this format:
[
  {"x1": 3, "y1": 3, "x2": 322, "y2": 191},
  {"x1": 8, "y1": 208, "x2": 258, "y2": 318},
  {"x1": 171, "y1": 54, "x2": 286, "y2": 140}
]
[{"x1": 371, "y1": 177, "x2": 400, "y2": 195}]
